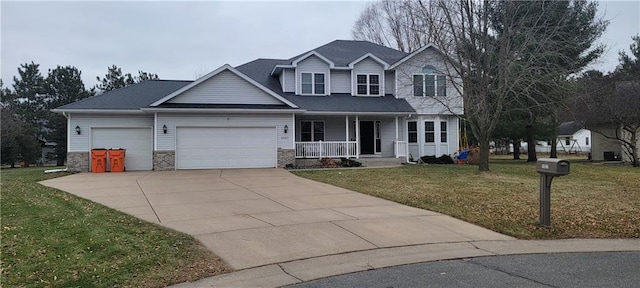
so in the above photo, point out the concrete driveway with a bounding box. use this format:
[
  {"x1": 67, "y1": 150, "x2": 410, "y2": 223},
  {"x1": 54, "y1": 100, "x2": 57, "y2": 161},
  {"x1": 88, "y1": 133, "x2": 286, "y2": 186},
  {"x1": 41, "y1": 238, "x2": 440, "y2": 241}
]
[{"x1": 40, "y1": 169, "x2": 513, "y2": 270}]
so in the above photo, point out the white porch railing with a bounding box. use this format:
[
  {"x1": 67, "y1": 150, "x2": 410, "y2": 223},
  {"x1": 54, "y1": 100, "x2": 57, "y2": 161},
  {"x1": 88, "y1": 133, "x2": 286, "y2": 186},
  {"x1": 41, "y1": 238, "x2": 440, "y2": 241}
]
[
  {"x1": 394, "y1": 140, "x2": 408, "y2": 158},
  {"x1": 295, "y1": 141, "x2": 357, "y2": 158}
]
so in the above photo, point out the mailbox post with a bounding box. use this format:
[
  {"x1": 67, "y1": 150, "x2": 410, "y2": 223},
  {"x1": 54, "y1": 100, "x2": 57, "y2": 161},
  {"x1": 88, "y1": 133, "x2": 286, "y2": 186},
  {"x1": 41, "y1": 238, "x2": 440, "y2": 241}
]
[{"x1": 535, "y1": 158, "x2": 570, "y2": 226}]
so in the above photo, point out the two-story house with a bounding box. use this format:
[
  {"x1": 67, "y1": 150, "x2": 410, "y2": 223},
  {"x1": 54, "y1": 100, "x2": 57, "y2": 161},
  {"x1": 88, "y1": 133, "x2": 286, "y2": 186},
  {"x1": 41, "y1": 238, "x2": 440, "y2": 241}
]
[{"x1": 54, "y1": 40, "x2": 463, "y2": 171}]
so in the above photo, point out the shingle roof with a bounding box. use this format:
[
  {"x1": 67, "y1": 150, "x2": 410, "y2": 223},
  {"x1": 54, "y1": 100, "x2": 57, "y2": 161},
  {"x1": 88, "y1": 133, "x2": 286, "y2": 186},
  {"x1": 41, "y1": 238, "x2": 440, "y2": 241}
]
[
  {"x1": 558, "y1": 121, "x2": 584, "y2": 136},
  {"x1": 288, "y1": 40, "x2": 408, "y2": 66},
  {"x1": 55, "y1": 40, "x2": 414, "y2": 114},
  {"x1": 56, "y1": 80, "x2": 191, "y2": 110},
  {"x1": 236, "y1": 58, "x2": 414, "y2": 114}
]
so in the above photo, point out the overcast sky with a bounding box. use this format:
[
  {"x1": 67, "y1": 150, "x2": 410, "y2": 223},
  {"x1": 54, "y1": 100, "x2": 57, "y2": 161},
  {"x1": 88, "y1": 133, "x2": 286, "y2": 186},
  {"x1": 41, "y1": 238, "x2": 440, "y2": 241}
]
[{"x1": 1, "y1": 1, "x2": 639, "y2": 89}]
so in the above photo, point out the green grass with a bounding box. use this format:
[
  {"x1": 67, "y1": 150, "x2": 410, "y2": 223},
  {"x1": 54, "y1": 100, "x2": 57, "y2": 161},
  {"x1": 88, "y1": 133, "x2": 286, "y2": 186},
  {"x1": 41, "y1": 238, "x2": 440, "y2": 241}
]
[
  {"x1": 293, "y1": 160, "x2": 640, "y2": 239},
  {"x1": 1, "y1": 167, "x2": 232, "y2": 287}
]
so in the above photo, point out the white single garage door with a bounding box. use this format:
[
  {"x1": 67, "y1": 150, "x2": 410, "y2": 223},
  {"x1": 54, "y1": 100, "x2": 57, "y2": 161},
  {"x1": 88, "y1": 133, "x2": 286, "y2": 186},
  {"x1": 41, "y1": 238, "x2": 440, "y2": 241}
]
[
  {"x1": 176, "y1": 127, "x2": 276, "y2": 169},
  {"x1": 91, "y1": 127, "x2": 153, "y2": 171}
]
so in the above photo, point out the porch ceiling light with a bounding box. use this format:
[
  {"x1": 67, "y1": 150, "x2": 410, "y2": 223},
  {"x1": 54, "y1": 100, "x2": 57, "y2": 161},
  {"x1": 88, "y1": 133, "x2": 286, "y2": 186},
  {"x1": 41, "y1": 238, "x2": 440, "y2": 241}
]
[
  {"x1": 75, "y1": 125, "x2": 81, "y2": 135},
  {"x1": 163, "y1": 124, "x2": 168, "y2": 134},
  {"x1": 284, "y1": 125, "x2": 288, "y2": 134}
]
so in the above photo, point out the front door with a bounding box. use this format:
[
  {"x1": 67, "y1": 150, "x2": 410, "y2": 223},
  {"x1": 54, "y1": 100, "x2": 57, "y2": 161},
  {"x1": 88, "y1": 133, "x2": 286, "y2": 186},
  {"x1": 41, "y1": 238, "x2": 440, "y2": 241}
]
[{"x1": 360, "y1": 121, "x2": 375, "y2": 155}]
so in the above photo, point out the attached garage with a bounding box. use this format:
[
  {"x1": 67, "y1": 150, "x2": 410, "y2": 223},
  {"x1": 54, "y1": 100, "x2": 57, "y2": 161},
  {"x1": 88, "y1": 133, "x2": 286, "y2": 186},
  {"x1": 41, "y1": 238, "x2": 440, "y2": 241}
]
[
  {"x1": 176, "y1": 127, "x2": 277, "y2": 169},
  {"x1": 91, "y1": 127, "x2": 153, "y2": 171}
]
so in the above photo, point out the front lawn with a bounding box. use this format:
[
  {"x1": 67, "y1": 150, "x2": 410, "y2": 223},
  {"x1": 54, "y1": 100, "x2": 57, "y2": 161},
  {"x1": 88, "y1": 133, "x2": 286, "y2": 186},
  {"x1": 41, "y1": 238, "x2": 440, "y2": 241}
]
[
  {"x1": 1, "y1": 167, "x2": 232, "y2": 287},
  {"x1": 293, "y1": 160, "x2": 640, "y2": 239}
]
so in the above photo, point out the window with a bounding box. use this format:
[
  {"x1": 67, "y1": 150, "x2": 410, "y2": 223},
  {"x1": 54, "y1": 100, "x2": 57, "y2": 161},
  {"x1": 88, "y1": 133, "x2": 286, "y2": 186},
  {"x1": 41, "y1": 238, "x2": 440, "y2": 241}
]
[
  {"x1": 585, "y1": 137, "x2": 589, "y2": 145},
  {"x1": 301, "y1": 72, "x2": 325, "y2": 95},
  {"x1": 300, "y1": 121, "x2": 324, "y2": 141},
  {"x1": 440, "y1": 121, "x2": 447, "y2": 143},
  {"x1": 565, "y1": 137, "x2": 570, "y2": 145},
  {"x1": 356, "y1": 74, "x2": 380, "y2": 96},
  {"x1": 413, "y1": 69, "x2": 446, "y2": 97},
  {"x1": 408, "y1": 121, "x2": 417, "y2": 143},
  {"x1": 425, "y1": 121, "x2": 435, "y2": 143}
]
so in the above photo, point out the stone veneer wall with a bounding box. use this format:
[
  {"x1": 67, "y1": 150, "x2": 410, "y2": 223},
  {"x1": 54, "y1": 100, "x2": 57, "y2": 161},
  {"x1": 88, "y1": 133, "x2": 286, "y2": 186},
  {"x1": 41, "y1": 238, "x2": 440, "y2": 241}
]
[
  {"x1": 277, "y1": 148, "x2": 295, "y2": 168},
  {"x1": 153, "y1": 151, "x2": 175, "y2": 171},
  {"x1": 67, "y1": 151, "x2": 89, "y2": 172}
]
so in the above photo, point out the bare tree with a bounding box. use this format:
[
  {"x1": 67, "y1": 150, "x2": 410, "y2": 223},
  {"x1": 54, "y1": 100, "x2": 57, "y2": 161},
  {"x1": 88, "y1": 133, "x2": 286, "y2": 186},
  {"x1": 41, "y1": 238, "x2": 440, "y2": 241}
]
[
  {"x1": 351, "y1": 0, "x2": 441, "y2": 52},
  {"x1": 574, "y1": 75, "x2": 640, "y2": 167},
  {"x1": 416, "y1": 0, "x2": 604, "y2": 171}
]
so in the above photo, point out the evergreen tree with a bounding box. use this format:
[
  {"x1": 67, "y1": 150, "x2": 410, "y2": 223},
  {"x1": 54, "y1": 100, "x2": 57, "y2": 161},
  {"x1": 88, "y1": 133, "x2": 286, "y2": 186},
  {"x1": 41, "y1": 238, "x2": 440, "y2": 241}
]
[
  {"x1": 44, "y1": 66, "x2": 93, "y2": 165},
  {"x1": 12, "y1": 62, "x2": 47, "y2": 140},
  {"x1": 94, "y1": 65, "x2": 158, "y2": 92}
]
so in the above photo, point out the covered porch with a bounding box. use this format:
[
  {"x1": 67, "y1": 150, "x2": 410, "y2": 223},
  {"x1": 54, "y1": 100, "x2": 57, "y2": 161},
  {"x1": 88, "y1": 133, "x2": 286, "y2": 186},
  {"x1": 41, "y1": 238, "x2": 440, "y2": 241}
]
[{"x1": 294, "y1": 115, "x2": 408, "y2": 160}]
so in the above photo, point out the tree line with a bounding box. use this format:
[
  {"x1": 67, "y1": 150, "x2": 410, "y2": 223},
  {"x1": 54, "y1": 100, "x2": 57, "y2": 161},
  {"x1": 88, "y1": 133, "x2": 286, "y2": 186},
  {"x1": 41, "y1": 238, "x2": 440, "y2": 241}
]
[
  {"x1": 1, "y1": 64, "x2": 158, "y2": 167},
  {"x1": 353, "y1": 0, "x2": 639, "y2": 169}
]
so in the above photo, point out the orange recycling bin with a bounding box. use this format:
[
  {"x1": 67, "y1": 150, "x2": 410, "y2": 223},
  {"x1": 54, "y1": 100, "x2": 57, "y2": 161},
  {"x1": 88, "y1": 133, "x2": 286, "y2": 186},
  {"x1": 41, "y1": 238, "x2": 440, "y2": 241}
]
[
  {"x1": 91, "y1": 149, "x2": 108, "y2": 173},
  {"x1": 108, "y1": 149, "x2": 126, "y2": 173}
]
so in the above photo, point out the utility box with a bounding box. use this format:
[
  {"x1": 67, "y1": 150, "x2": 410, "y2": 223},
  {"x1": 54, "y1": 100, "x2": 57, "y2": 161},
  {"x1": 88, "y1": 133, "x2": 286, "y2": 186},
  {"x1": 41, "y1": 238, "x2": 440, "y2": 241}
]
[{"x1": 536, "y1": 158, "x2": 570, "y2": 176}]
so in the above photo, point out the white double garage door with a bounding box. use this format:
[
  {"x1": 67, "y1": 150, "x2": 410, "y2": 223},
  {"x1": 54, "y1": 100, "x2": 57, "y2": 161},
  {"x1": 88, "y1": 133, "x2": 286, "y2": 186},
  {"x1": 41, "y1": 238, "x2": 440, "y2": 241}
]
[{"x1": 91, "y1": 127, "x2": 277, "y2": 170}]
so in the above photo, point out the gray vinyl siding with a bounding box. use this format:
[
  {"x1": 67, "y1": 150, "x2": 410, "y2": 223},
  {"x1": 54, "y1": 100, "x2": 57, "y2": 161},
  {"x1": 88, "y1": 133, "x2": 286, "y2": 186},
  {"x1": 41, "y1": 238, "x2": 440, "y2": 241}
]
[
  {"x1": 394, "y1": 47, "x2": 463, "y2": 115},
  {"x1": 283, "y1": 69, "x2": 295, "y2": 93},
  {"x1": 385, "y1": 70, "x2": 395, "y2": 95},
  {"x1": 296, "y1": 116, "x2": 347, "y2": 142},
  {"x1": 168, "y1": 70, "x2": 282, "y2": 105},
  {"x1": 296, "y1": 55, "x2": 330, "y2": 95},
  {"x1": 407, "y1": 114, "x2": 458, "y2": 157},
  {"x1": 352, "y1": 58, "x2": 385, "y2": 96},
  {"x1": 68, "y1": 113, "x2": 154, "y2": 152},
  {"x1": 156, "y1": 113, "x2": 294, "y2": 150},
  {"x1": 379, "y1": 118, "x2": 396, "y2": 157},
  {"x1": 330, "y1": 70, "x2": 351, "y2": 93}
]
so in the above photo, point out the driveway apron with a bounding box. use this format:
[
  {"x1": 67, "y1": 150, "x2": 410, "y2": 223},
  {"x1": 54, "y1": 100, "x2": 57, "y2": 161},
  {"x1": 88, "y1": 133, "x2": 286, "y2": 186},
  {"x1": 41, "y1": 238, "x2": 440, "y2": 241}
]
[{"x1": 40, "y1": 169, "x2": 513, "y2": 270}]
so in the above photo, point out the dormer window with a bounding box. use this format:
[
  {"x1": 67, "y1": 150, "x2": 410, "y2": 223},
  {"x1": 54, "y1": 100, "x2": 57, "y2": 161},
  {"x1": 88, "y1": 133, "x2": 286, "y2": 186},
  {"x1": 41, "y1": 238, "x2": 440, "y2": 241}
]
[
  {"x1": 413, "y1": 65, "x2": 446, "y2": 97},
  {"x1": 356, "y1": 74, "x2": 380, "y2": 96},
  {"x1": 301, "y1": 72, "x2": 325, "y2": 95}
]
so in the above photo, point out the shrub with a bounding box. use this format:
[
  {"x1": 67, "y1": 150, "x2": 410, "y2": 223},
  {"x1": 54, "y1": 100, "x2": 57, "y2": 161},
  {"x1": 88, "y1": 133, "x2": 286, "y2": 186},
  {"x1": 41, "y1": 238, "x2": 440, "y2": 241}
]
[
  {"x1": 419, "y1": 155, "x2": 454, "y2": 164},
  {"x1": 319, "y1": 158, "x2": 340, "y2": 168},
  {"x1": 340, "y1": 158, "x2": 363, "y2": 167}
]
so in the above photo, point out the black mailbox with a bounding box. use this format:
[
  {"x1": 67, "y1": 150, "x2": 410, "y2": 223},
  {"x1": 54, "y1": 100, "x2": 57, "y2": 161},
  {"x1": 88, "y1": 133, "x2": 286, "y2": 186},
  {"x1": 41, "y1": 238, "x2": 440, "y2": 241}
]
[{"x1": 536, "y1": 158, "x2": 570, "y2": 176}]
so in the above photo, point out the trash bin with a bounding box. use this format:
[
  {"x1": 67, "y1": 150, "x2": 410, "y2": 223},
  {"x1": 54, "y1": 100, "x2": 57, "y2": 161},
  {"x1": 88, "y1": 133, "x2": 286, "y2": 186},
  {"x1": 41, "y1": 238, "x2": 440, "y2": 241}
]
[
  {"x1": 108, "y1": 149, "x2": 126, "y2": 172},
  {"x1": 91, "y1": 149, "x2": 108, "y2": 173}
]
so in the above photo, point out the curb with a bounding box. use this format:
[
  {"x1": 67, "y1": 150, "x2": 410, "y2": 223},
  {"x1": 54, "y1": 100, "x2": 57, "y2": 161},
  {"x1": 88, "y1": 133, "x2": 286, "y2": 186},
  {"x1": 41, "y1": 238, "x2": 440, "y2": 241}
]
[{"x1": 171, "y1": 238, "x2": 640, "y2": 288}]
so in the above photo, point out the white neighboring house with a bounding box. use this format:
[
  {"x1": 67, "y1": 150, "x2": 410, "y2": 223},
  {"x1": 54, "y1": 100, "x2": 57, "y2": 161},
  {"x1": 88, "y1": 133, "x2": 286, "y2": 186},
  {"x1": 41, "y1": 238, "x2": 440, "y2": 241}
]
[
  {"x1": 53, "y1": 40, "x2": 463, "y2": 172},
  {"x1": 534, "y1": 121, "x2": 591, "y2": 154}
]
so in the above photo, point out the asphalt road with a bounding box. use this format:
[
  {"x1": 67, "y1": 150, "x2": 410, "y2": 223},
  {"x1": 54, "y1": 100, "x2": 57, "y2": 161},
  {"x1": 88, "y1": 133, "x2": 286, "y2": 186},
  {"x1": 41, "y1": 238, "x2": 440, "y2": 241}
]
[{"x1": 288, "y1": 252, "x2": 640, "y2": 288}]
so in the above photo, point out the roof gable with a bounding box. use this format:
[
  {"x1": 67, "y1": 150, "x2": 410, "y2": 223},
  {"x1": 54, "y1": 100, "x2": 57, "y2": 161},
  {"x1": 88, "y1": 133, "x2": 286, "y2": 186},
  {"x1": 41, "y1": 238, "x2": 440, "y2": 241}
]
[
  {"x1": 291, "y1": 51, "x2": 335, "y2": 68},
  {"x1": 389, "y1": 44, "x2": 447, "y2": 69},
  {"x1": 151, "y1": 64, "x2": 297, "y2": 108},
  {"x1": 348, "y1": 53, "x2": 389, "y2": 69}
]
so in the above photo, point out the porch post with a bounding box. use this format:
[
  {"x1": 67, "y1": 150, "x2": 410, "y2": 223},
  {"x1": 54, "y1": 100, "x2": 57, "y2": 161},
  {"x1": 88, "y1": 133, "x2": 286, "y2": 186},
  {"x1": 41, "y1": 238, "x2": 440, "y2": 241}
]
[
  {"x1": 355, "y1": 115, "x2": 360, "y2": 159},
  {"x1": 395, "y1": 116, "x2": 399, "y2": 158},
  {"x1": 435, "y1": 115, "x2": 441, "y2": 156},
  {"x1": 345, "y1": 115, "x2": 349, "y2": 140},
  {"x1": 345, "y1": 115, "x2": 350, "y2": 157}
]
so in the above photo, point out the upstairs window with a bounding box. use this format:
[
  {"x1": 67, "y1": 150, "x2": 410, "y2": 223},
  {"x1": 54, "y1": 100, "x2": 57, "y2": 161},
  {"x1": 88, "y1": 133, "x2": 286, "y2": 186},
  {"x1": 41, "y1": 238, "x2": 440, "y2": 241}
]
[
  {"x1": 301, "y1": 72, "x2": 325, "y2": 95},
  {"x1": 413, "y1": 65, "x2": 446, "y2": 97},
  {"x1": 356, "y1": 74, "x2": 380, "y2": 96},
  {"x1": 425, "y1": 121, "x2": 435, "y2": 143}
]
